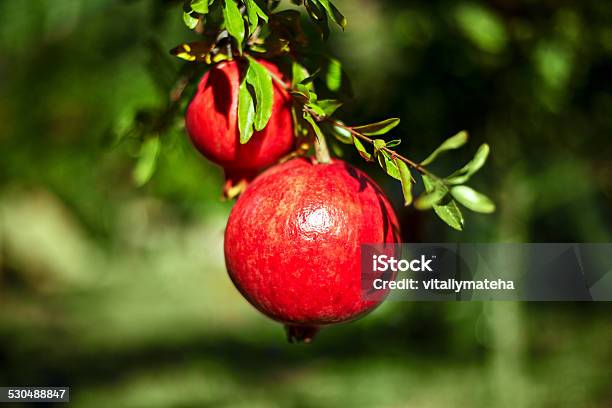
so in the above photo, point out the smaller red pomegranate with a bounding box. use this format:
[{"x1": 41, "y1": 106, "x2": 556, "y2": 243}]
[
  {"x1": 224, "y1": 158, "x2": 401, "y2": 342},
  {"x1": 185, "y1": 59, "x2": 294, "y2": 195}
]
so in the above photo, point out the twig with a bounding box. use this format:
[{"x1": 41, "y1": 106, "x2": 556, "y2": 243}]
[
  {"x1": 253, "y1": 55, "x2": 440, "y2": 178},
  {"x1": 329, "y1": 119, "x2": 438, "y2": 179},
  {"x1": 301, "y1": 106, "x2": 442, "y2": 181}
]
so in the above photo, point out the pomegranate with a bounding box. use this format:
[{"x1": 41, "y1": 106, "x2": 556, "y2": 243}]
[
  {"x1": 224, "y1": 158, "x2": 401, "y2": 342},
  {"x1": 185, "y1": 59, "x2": 294, "y2": 195}
]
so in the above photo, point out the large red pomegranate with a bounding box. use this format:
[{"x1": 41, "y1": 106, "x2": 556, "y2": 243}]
[
  {"x1": 185, "y1": 59, "x2": 294, "y2": 194},
  {"x1": 224, "y1": 158, "x2": 401, "y2": 342}
]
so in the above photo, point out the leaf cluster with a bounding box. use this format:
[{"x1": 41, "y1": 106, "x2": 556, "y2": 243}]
[
  {"x1": 299, "y1": 83, "x2": 494, "y2": 230},
  {"x1": 166, "y1": 0, "x2": 495, "y2": 230},
  {"x1": 176, "y1": 0, "x2": 345, "y2": 62},
  {"x1": 238, "y1": 57, "x2": 275, "y2": 143}
]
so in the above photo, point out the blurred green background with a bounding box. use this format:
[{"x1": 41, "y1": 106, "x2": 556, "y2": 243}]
[{"x1": 1, "y1": 0, "x2": 611, "y2": 407}]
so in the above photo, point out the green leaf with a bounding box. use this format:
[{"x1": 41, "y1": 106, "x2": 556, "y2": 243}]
[
  {"x1": 395, "y1": 158, "x2": 413, "y2": 206},
  {"x1": 238, "y1": 78, "x2": 255, "y2": 144},
  {"x1": 305, "y1": 103, "x2": 326, "y2": 118},
  {"x1": 253, "y1": 0, "x2": 269, "y2": 21},
  {"x1": 245, "y1": 0, "x2": 268, "y2": 34},
  {"x1": 414, "y1": 189, "x2": 447, "y2": 210},
  {"x1": 317, "y1": 99, "x2": 342, "y2": 116},
  {"x1": 329, "y1": 2, "x2": 347, "y2": 29},
  {"x1": 245, "y1": 0, "x2": 258, "y2": 34},
  {"x1": 183, "y1": 11, "x2": 199, "y2": 29},
  {"x1": 451, "y1": 186, "x2": 496, "y2": 213},
  {"x1": 373, "y1": 138, "x2": 386, "y2": 153},
  {"x1": 330, "y1": 123, "x2": 352, "y2": 144},
  {"x1": 295, "y1": 83, "x2": 316, "y2": 101},
  {"x1": 292, "y1": 61, "x2": 311, "y2": 88},
  {"x1": 246, "y1": 58, "x2": 274, "y2": 131},
  {"x1": 422, "y1": 173, "x2": 436, "y2": 193},
  {"x1": 326, "y1": 58, "x2": 342, "y2": 92},
  {"x1": 299, "y1": 70, "x2": 321, "y2": 86},
  {"x1": 433, "y1": 198, "x2": 464, "y2": 231},
  {"x1": 223, "y1": 0, "x2": 245, "y2": 53},
  {"x1": 353, "y1": 118, "x2": 401, "y2": 136},
  {"x1": 445, "y1": 143, "x2": 490, "y2": 184},
  {"x1": 353, "y1": 136, "x2": 373, "y2": 162},
  {"x1": 133, "y1": 137, "x2": 160, "y2": 186},
  {"x1": 290, "y1": 90, "x2": 310, "y2": 104},
  {"x1": 421, "y1": 130, "x2": 469, "y2": 166},
  {"x1": 305, "y1": 0, "x2": 330, "y2": 39},
  {"x1": 386, "y1": 139, "x2": 401, "y2": 148},
  {"x1": 303, "y1": 113, "x2": 325, "y2": 142},
  {"x1": 417, "y1": 174, "x2": 465, "y2": 230},
  {"x1": 190, "y1": 0, "x2": 209, "y2": 14},
  {"x1": 377, "y1": 150, "x2": 401, "y2": 181},
  {"x1": 414, "y1": 174, "x2": 448, "y2": 210},
  {"x1": 316, "y1": 0, "x2": 347, "y2": 29}
]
